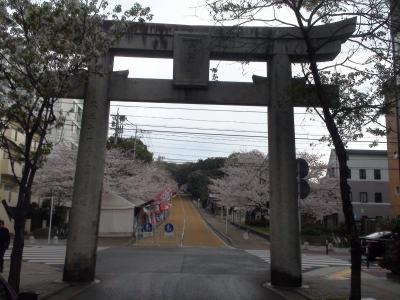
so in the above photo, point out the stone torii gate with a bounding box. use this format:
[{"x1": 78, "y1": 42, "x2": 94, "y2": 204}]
[{"x1": 62, "y1": 19, "x2": 355, "y2": 287}]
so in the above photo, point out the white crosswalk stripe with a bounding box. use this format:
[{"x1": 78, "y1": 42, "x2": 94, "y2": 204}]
[
  {"x1": 4, "y1": 245, "x2": 66, "y2": 265},
  {"x1": 245, "y1": 249, "x2": 351, "y2": 271}
]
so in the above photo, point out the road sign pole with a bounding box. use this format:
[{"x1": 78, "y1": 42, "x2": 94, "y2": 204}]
[
  {"x1": 297, "y1": 160, "x2": 301, "y2": 234},
  {"x1": 48, "y1": 190, "x2": 54, "y2": 244},
  {"x1": 225, "y1": 206, "x2": 228, "y2": 235}
]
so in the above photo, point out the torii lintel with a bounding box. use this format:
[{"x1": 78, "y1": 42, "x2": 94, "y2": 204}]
[{"x1": 103, "y1": 18, "x2": 356, "y2": 63}]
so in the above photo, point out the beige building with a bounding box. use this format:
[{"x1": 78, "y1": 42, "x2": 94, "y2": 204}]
[
  {"x1": 386, "y1": 95, "x2": 400, "y2": 217},
  {"x1": 0, "y1": 124, "x2": 39, "y2": 234}
]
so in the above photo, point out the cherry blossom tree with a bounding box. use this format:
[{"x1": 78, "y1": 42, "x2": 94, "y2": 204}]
[
  {"x1": 209, "y1": 150, "x2": 340, "y2": 223},
  {"x1": 301, "y1": 178, "x2": 341, "y2": 223},
  {"x1": 34, "y1": 144, "x2": 76, "y2": 205},
  {"x1": 0, "y1": 0, "x2": 152, "y2": 290},
  {"x1": 104, "y1": 149, "x2": 177, "y2": 205},
  {"x1": 297, "y1": 152, "x2": 341, "y2": 223},
  {"x1": 35, "y1": 146, "x2": 177, "y2": 208},
  {"x1": 209, "y1": 150, "x2": 269, "y2": 212}
]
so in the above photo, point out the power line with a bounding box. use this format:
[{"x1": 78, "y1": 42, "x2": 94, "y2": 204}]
[
  {"x1": 148, "y1": 144, "x2": 239, "y2": 154},
  {"x1": 123, "y1": 123, "x2": 268, "y2": 134},
  {"x1": 119, "y1": 114, "x2": 269, "y2": 125},
  {"x1": 110, "y1": 103, "x2": 268, "y2": 113},
  {"x1": 124, "y1": 135, "x2": 268, "y2": 147}
]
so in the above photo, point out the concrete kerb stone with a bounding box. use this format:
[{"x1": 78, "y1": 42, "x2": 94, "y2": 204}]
[
  {"x1": 40, "y1": 279, "x2": 100, "y2": 300},
  {"x1": 230, "y1": 221, "x2": 270, "y2": 240},
  {"x1": 262, "y1": 282, "x2": 312, "y2": 300},
  {"x1": 38, "y1": 281, "x2": 70, "y2": 300}
]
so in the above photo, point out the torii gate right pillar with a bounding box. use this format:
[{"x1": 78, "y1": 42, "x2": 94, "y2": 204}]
[{"x1": 268, "y1": 50, "x2": 301, "y2": 286}]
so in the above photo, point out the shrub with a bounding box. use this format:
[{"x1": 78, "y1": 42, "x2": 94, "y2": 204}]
[
  {"x1": 379, "y1": 218, "x2": 400, "y2": 274},
  {"x1": 380, "y1": 239, "x2": 400, "y2": 274}
]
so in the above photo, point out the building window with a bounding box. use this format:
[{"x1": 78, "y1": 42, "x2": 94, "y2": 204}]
[
  {"x1": 359, "y1": 169, "x2": 366, "y2": 180},
  {"x1": 374, "y1": 193, "x2": 382, "y2": 203},
  {"x1": 360, "y1": 192, "x2": 368, "y2": 203},
  {"x1": 374, "y1": 169, "x2": 381, "y2": 180},
  {"x1": 328, "y1": 167, "x2": 335, "y2": 178}
]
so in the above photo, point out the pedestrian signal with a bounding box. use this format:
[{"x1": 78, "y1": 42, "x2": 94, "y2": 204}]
[{"x1": 296, "y1": 158, "x2": 310, "y2": 199}]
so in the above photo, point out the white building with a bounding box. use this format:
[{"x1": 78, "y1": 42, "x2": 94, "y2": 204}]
[
  {"x1": 327, "y1": 149, "x2": 390, "y2": 222},
  {"x1": 47, "y1": 98, "x2": 83, "y2": 149}
]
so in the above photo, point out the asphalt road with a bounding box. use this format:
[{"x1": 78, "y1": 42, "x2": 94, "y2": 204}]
[
  {"x1": 53, "y1": 247, "x2": 285, "y2": 300},
  {"x1": 135, "y1": 196, "x2": 225, "y2": 248}
]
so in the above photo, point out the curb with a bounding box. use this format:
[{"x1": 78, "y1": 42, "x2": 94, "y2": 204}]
[
  {"x1": 39, "y1": 282, "x2": 70, "y2": 300},
  {"x1": 40, "y1": 280, "x2": 96, "y2": 300},
  {"x1": 197, "y1": 210, "x2": 233, "y2": 246},
  {"x1": 262, "y1": 282, "x2": 313, "y2": 300},
  {"x1": 230, "y1": 222, "x2": 270, "y2": 241}
]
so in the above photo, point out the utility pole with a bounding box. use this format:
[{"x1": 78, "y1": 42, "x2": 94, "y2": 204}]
[
  {"x1": 133, "y1": 124, "x2": 138, "y2": 160},
  {"x1": 111, "y1": 109, "x2": 126, "y2": 144},
  {"x1": 225, "y1": 206, "x2": 228, "y2": 234}
]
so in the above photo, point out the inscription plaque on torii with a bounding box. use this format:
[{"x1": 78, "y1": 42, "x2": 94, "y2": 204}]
[{"x1": 63, "y1": 19, "x2": 356, "y2": 287}]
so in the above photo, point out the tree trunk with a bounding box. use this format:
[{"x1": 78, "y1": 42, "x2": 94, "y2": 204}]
[
  {"x1": 291, "y1": 8, "x2": 362, "y2": 295},
  {"x1": 307, "y1": 58, "x2": 362, "y2": 299},
  {"x1": 8, "y1": 210, "x2": 26, "y2": 292},
  {"x1": 335, "y1": 145, "x2": 362, "y2": 300}
]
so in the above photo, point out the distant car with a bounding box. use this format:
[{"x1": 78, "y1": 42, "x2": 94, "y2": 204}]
[{"x1": 360, "y1": 231, "x2": 397, "y2": 261}]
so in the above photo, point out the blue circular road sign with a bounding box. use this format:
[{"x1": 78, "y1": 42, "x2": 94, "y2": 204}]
[
  {"x1": 143, "y1": 223, "x2": 153, "y2": 232},
  {"x1": 164, "y1": 223, "x2": 174, "y2": 233}
]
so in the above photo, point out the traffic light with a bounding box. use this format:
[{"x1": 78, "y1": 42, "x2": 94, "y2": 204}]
[{"x1": 296, "y1": 158, "x2": 310, "y2": 199}]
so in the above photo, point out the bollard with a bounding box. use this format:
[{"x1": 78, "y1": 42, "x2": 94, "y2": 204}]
[
  {"x1": 29, "y1": 236, "x2": 35, "y2": 244},
  {"x1": 303, "y1": 241, "x2": 309, "y2": 250},
  {"x1": 53, "y1": 236, "x2": 59, "y2": 244},
  {"x1": 325, "y1": 240, "x2": 329, "y2": 255},
  {"x1": 366, "y1": 246, "x2": 370, "y2": 269},
  {"x1": 328, "y1": 242, "x2": 334, "y2": 252}
]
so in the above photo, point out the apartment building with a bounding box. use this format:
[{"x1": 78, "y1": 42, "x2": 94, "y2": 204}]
[
  {"x1": 327, "y1": 149, "x2": 390, "y2": 221},
  {"x1": 0, "y1": 124, "x2": 39, "y2": 233},
  {"x1": 47, "y1": 98, "x2": 83, "y2": 149}
]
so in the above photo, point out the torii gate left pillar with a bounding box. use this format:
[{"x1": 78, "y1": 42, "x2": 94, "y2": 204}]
[{"x1": 63, "y1": 55, "x2": 113, "y2": 282}]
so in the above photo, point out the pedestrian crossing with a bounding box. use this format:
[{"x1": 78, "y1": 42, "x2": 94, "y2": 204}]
[
  {"x1": 5, "y1": 245, "x2": 66, "y2": 265},
  {"x1": 245, "y1": 249, "x2": 351, "y2": 271}
]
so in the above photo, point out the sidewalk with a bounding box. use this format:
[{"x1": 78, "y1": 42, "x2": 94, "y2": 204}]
[
  {"x1": 198, "y1": 208, "x2": 270, "y2": 249},
  {"x1": 2, "y1": 260, "x2": 65, "y2": 299},
  {"x1": 198, "y1": 207, "x2": 400, "y2": 300},
  {"x1": 300, "y1": 266, "x2": 400, "y2": 300},
  {"x1": 2, "y1": 237, "x2": 133, "y2": 299}
]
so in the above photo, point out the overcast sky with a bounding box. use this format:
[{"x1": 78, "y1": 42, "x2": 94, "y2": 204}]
[{"x1": 106, "y1": 0, "x2": 386, "y2": 163}]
